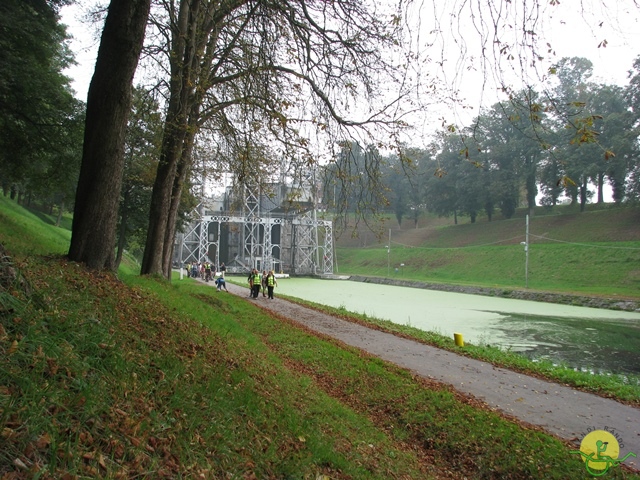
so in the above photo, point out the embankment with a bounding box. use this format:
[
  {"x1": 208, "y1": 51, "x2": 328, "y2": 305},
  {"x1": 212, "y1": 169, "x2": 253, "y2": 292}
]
[{"x1": 347, "y1": 275, "x2": 640, "y2": 312}]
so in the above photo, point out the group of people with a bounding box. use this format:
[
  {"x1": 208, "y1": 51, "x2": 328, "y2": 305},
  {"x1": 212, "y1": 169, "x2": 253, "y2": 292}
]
[
  {"x1": 185, "y1": 261, "x2": 228, "y2": 291},
  {"x1": 247, "y1": 269, "x2": 278, "y2": 299},
  {"x1": 185, "y1": 261, "x2": 279, "y2": 298},
  {"x1": 185, "y1": 261, "x2": 226, "y2": 282}
]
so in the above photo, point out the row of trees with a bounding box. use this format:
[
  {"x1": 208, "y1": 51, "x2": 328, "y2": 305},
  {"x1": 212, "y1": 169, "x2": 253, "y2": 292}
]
[
  {"x1": 0, "y1": 0, "x2": 85, "y2": 222},
  {"x1": 327, "y1": 56, "x2": 640, "y2": 227}
]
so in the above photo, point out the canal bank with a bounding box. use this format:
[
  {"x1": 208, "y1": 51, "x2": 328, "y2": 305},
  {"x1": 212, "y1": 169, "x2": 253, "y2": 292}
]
[{"x1": 346, "y1": 275, "x2": 640, "y2": 312}]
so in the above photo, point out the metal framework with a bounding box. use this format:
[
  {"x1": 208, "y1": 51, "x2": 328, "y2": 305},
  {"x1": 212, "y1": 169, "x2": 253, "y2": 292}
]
[{"x1": 177, "y1": 184, "x2": 334, "y2": 275}]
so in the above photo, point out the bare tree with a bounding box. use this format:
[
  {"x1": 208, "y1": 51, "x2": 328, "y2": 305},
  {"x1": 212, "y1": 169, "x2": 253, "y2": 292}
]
[{"x1": 139, "y1": 0, "x2": 414, "y2": 277}]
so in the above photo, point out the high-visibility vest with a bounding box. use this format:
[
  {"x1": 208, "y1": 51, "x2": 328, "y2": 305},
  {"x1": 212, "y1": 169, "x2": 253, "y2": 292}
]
[
  {"x1": 253, "y1": 273, "x2": 260, "y2": 283},
  {"x1": 267, "y1": 275, "x2": 275, "y2": 286}
]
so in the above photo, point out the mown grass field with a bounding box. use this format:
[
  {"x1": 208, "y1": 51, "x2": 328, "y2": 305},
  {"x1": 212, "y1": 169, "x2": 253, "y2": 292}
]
[
  {"x1": 334, "y1": 205, "x2": 640, "y2": 298},
  {"x1": 1, "y1": 196, "x2": 640, "y2": 479}
]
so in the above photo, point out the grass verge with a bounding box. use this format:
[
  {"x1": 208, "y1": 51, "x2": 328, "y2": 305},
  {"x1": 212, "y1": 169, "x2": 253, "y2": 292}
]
[{"x1": 273, "y1": 293, "x2": 640, "y2": 405}]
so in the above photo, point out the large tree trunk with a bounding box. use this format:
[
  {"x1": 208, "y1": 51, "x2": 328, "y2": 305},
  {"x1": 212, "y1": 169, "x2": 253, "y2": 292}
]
[
  {"x1": 140, "y1": 110, "x2": 188, "y2": 275},
  {"x1": 68, "y1": 0, "x2": 151, "y2": 270},
  {"x1": 160, "y1": 104, "x2": 201, "y2": 278},
  {"x1": 161, "y1": 146, "x2": 192, "y2": 277}
]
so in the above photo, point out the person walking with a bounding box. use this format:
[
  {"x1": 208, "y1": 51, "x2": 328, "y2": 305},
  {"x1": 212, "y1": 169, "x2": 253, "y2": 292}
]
[
  {"x1": 261, "y1": 270, "x2": 268, "y2": 297},
  {"x1": 252, "y1": 269, "x2": 262, "y2": 298},
  {"x1": 247, "y1": 269, "x2": 254, "y2": 297},
  {"x1": 220, "y1": 262, "x2": 226, "y2": 278},
  {"x1": 266, "y1": 270, "x2": 278, "y2": 299}
]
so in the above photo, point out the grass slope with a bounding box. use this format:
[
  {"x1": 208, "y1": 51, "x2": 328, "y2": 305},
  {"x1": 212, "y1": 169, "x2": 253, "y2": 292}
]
[
  {"x1": 335, "y1": 206, "x2": 640, "y2": 298},
  {"x1": 1, "y1": 196, "x2": 639, "y2": 479}
]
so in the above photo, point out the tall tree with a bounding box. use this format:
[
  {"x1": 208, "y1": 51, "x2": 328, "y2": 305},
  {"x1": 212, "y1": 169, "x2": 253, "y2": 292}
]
[
  {"x1": 68, "y1": 0, "x2": 152, "y2": 270},
  {"x1": 548, "y1": 57, "x2": 596, "y2": 210},
  {"x1": 589, "y1": 84, "x2": 635, "y2": 204},
  {"x1": 140, "y1": 0, "x2": 411, "y2": 277},
  {"x1": 424, "y1": 133, "x2": 469, "y2": 224}
]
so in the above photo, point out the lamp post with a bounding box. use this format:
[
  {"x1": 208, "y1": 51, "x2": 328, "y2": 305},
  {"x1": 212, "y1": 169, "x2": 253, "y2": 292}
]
[
  {"x1": 386, "y1": 228, "x2": 391, "y2": 277},
  {"x1": 520, "y1": 214, "x2": 530, "y2": 288},
  {"x1": 386, "y1": 245, "x2": 390, "y2": 277}
]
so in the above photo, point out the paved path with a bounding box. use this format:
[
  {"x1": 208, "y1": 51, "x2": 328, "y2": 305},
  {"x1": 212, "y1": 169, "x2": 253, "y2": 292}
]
[{"x1": 224, "y1": 282, "x2": 640, "y2": 469}]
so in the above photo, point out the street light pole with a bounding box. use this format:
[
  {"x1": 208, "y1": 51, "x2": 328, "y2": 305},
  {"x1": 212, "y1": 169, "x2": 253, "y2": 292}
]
[
  {"x1": 521, "y1": 215, "x2": 529, "y2": 288},
  {"x1": 387, "y1": 229, "x2": 391, "y2": 277}
]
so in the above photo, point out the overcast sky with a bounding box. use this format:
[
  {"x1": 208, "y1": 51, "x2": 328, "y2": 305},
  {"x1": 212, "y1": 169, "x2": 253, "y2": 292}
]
[{"x1": 61, "y1": 0, "x2": 640, "y2": 139}]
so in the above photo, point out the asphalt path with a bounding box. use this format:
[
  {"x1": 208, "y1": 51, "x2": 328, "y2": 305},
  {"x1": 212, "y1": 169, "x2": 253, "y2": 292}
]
[{"x1": 221, "y1": 281, "x2": 640, "y2": 471}]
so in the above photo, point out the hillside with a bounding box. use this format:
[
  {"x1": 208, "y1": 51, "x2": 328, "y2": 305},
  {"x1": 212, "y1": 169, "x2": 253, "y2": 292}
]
[
  {"x1": 333, "y1": 204, "x2": 640, "y2": 299},
  {"x1": 334, "y1": 204, "x2": 640, "y2": 249}
]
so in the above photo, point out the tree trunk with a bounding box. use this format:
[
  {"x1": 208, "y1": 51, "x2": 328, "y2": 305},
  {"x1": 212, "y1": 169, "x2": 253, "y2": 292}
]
[
  {"x1": 140, "y1": 0, "x2": 200, "y2": 277},
  {"x1": 579, "y1": 176, "x2": 588, "y2": 212},
  {"x1": 161, "y1": 100, "x2": 202, "y2": 278},
  {"x1": 115, "y1": 188, "x2": 130, "y2": 270},
  {"x1": 68, "y1": 0, "x2": 151, "y2": 270},
  {"x1": 141, "y1": 124, "x2": 186, "y2": 275},
  {"x1": 596, "y1": 171, "x2": 604, "y2": 204},
  {"x1": 161, "y1": 133, "x2": 196, "y2": 277}
]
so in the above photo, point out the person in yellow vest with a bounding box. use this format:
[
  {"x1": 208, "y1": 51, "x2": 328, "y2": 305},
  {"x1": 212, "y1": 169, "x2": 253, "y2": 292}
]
[
  {"x1": 266, "y1": 271, "x2": 278, "y2": 299},
  {"x1": 252, "y1": 269, "x2": 261, "y2": 298}
]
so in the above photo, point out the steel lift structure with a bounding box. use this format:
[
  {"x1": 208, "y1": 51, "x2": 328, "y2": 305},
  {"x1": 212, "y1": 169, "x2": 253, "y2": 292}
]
[{"x1": 177, "y1": 183, "x2": 334, "y2": 276}]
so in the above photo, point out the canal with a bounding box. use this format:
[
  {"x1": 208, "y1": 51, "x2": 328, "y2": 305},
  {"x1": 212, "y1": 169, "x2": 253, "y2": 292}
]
[{"x1": 276, "y1": 278, "x2": 640, "y2": 376}]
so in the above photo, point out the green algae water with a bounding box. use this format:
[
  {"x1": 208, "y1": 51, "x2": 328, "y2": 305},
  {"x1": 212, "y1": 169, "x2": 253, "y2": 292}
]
[{"x1": 276, "y1": 278, "x2": 640, "y2": 375}]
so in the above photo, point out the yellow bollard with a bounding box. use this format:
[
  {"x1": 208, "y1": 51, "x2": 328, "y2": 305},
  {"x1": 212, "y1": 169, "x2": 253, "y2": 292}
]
[{"x1": 453, "y1": 332, "x2": 464, "y2": 347}]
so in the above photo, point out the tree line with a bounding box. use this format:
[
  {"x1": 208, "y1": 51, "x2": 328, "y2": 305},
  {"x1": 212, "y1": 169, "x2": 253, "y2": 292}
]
[
  {"x1": 0, "y1": 0, "x2": 85, "y2": 223},
  {"x1": 325, "y1": 56, "x2": 640, "y2": 227}
]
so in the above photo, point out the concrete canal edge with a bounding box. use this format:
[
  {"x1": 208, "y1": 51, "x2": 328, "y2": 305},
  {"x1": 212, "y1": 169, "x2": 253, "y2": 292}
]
[{"x1": 343, "y1": 275, "x2": 640, "y2": 312}]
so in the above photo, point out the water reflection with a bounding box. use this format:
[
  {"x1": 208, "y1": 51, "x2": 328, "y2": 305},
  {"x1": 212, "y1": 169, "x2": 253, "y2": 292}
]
[
  {"x1": 491, "y1": 313, "x2": 640, "y2": 375},
  {"x1": 277, "y1": 278, "x2": 640, "y2": 375}
]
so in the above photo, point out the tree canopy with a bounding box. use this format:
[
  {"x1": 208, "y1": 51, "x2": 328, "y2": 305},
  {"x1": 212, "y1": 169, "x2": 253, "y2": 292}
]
[{"x1": 0, "y1": 0, "x2": 83, "y2": 207}]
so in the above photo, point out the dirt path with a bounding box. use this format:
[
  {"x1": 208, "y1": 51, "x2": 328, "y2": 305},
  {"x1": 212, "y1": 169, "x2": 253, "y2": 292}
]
[{"x1": 223, "y1": 281, "x2": 640, "y2": 470}]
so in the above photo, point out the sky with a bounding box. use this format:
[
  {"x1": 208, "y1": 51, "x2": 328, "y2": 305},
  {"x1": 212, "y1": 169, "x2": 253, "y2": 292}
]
[{"x1": 60, "y1": 0, "x2": 640, "y2": 146}]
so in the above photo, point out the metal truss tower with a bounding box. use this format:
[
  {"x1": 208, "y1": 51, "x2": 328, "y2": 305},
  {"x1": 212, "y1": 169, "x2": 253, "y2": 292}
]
[{"x1": 177, "y1": 183, "x2": 334, "y2": 275}]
